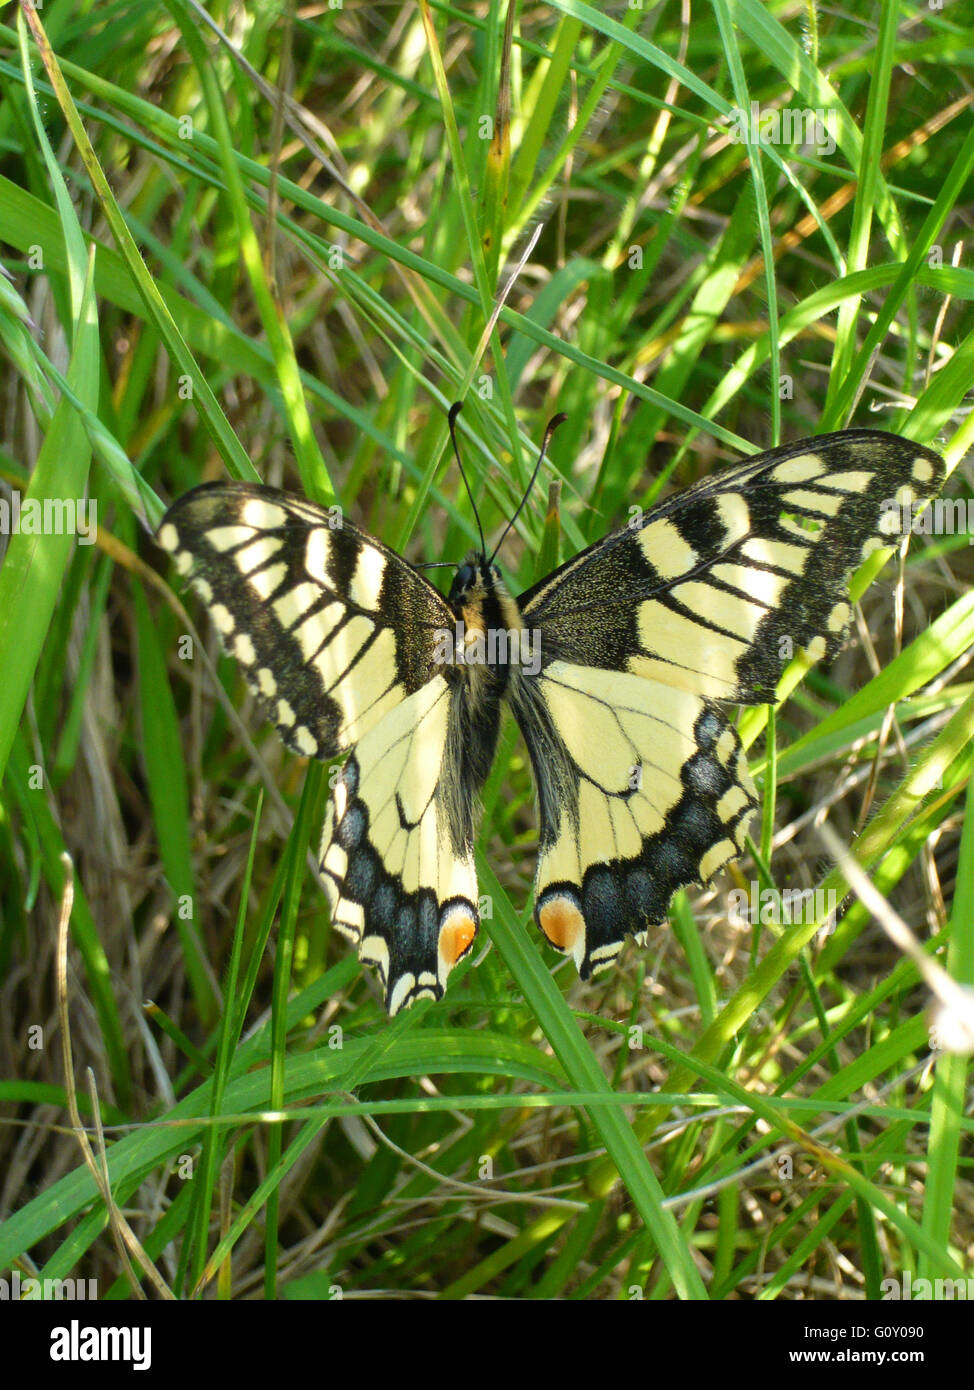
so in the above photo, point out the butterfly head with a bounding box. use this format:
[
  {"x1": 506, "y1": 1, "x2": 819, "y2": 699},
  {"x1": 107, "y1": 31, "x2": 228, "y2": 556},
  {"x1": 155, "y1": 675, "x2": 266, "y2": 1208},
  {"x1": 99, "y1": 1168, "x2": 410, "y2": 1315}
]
[{"x1": 447, "y1": 553, "x2": 504, "y2": 608}]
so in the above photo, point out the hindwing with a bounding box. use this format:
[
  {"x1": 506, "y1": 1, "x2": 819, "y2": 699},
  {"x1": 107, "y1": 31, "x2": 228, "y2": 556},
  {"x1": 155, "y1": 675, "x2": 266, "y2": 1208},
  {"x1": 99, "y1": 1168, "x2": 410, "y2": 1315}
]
[
  {"x1": 320, "y1": 676, "x2": 480, "y2": 1014},
  {"x1": 510, "y1": 662, "x2": 755, "y2": 979}
]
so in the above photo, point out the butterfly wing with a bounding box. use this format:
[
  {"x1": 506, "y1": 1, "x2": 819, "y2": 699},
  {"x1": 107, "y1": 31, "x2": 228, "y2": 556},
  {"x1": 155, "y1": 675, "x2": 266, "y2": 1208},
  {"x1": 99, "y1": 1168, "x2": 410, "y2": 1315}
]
[
  {"x1": 158, "y1": 483, "x2": 480, "y2": 1011},
  {"x1": 319, "y1": 675, "x2": 481, "y2": 1014},
  {"x1": 513, "y1": 430, "x2": 945, "y2": 978},
  {"x1": 509, "y1": 661, "x2": 755, "y2": 979}
]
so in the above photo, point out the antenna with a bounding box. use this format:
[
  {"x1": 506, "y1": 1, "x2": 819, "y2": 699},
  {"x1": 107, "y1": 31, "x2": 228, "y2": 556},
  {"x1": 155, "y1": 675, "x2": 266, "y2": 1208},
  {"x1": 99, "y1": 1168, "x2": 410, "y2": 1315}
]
[
  {"x1": 489, "y1": 412, "x2": 567, "y2": 565},
  {"x1": 448, "y1": 402, "x2": 488, "y2": 558}
]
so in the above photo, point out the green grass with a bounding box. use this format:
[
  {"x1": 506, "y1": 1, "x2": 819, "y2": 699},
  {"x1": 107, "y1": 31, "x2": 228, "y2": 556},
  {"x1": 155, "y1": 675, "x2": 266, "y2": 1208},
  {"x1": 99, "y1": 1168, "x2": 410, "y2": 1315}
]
[{"x1": 0, "y1": 0, "x2": 972, "y2": 1301}]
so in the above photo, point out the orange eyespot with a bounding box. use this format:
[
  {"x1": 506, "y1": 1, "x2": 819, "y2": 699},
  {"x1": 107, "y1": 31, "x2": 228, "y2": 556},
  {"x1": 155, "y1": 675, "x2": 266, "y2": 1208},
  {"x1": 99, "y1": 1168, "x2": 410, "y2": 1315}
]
[
  {"x1": 539, "y1": 897, "x2": 584, "y2": 953},
  {"x1": 439, "y1": 910, "x2": 477, "y2": 966}
]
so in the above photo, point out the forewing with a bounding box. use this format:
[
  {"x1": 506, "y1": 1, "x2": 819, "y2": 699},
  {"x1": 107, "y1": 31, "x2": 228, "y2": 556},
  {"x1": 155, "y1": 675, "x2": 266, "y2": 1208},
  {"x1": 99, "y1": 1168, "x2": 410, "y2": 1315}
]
[
  {"x1": 158, "y1": 482, "x2": 453, "y2": 760},
  {"x1": 519, "y1": 431, "x2": 946, "y2": 703}
]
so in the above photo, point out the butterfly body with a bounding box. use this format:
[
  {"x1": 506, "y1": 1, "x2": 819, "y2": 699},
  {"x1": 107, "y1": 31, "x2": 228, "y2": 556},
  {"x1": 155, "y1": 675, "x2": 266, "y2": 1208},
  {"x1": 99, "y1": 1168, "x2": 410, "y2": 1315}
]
[{"x1": 158, "y1": 428, "x2": 946, "y2": 1013}]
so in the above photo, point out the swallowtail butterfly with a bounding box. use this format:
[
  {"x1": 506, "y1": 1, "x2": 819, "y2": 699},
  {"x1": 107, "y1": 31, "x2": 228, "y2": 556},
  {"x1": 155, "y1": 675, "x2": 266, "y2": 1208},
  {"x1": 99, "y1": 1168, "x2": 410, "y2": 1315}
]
[{"x1": 157, "y1": 423, "x2": 945, "y2": 1013}]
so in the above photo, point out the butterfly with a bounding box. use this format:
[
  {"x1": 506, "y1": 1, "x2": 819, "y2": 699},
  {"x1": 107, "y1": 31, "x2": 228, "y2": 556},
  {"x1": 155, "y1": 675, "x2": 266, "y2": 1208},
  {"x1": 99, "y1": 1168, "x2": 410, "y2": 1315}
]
[{"x1": 157, "y1": 417, "x2": 945, "y2": 1014}]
